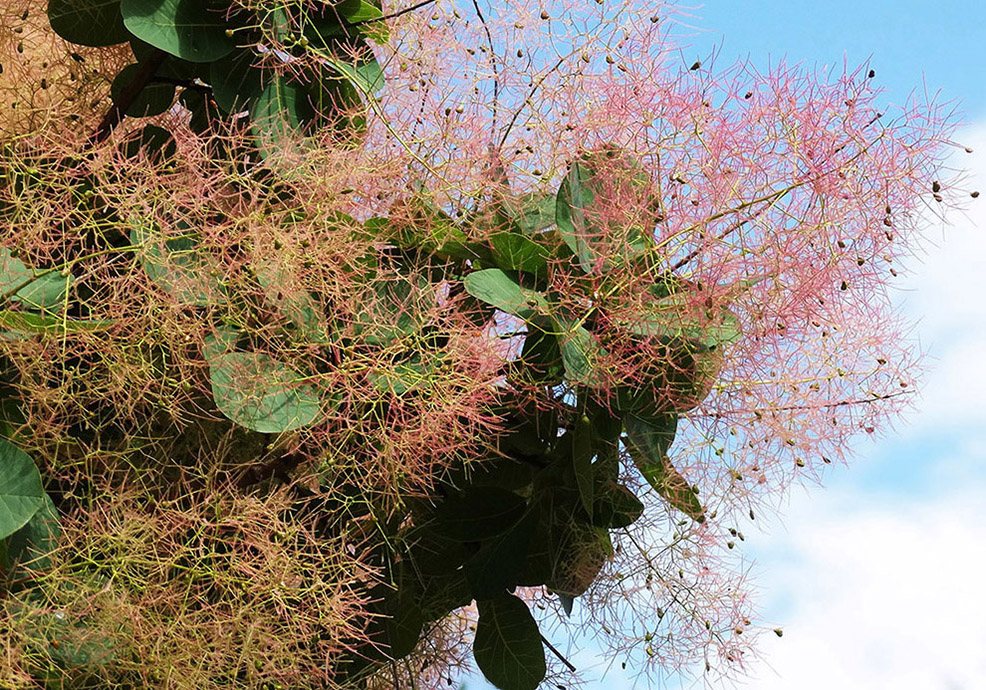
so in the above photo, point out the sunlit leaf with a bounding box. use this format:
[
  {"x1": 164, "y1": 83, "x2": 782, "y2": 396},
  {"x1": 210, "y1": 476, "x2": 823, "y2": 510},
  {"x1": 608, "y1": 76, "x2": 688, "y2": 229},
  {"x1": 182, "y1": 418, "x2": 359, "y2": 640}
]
[
  {"x1": 209, "y1": 352, "x2": 322, "y2": 433},
  {"x1": 121, "y1": 0, "x2": 236, "y2": 63},
  {"x1": 1, "y1": 247, "x2": 72, "y2": 312},
  {"x1": 0, "y1": 437, "x2": 44, "y2": 541}
]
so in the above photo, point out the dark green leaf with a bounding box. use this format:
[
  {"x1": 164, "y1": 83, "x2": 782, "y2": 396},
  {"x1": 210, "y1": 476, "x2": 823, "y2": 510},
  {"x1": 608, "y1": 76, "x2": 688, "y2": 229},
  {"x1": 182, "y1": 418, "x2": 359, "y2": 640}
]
[
  {"x1": 0, "y1": 311, "x2": 114, "y2": 335},
  {"x1": 130, "y1": 225, "x2": 226, "y2": 306},
  {"x1": 555, "y1": 160, "x2": 599, "y2": 272},
  {"x1": 572, "y1": 415, "x2": 594, "y2": 518},
  {"x1": 48, "y1": 0, "x2": 130, "y2": 47},
  {"x1": 466, "y1": 510, "x2": 538, "y2": 600},
  {"x1": 555, "y1": 149, "x2": 656, "y2": 274},
  {"x1": 253, "y1": 261, "x2": 330, "y2": 344},
  {"x1": 250, "y1": 76, "x2": 315, "y2": 158},
  {"x1": 119, "y1": 124, "x2": 177, "y2": 161},
  {"x1": 619, "y1": 291, "x2": 742, "y2": 349},
  {"x1": 110, "y1": 63, "x2": 176, "y2": 116},
  {"x1": 302, "y1": 0, "x2": 389, "y2": 45},
  {"x1": 434, "y1": 487, "x2": 526, "y2": 542},
  {"x1": 624, "y1": 413, "x2": 704, "y2": 521},
  {"x1": 380, "y1": 576, "x2": 425, "y2": 660},
  {"x1": 208, "y1": 352, "x2": 322, "y2": 433},
  {"x1": 464, "y1": 456, "x2": 535, "y2": 491},
  {"x1": 210, "y1": 48, "x2": 267, "y2": 113},
  {"x1": 592, "y1": 481, "x2": 644, "y2": 529},
  {"x1": 555, "y1": 319, "x2": 606, "y2": 386},
  {"x1": 121, "y1": 0, "x2": 236, "y2": 62},
  {"x1": 319, "y1": 53, "x2": 385, "y2": 97},
  {"x1": 352, "y1": 276, "x2": 426, "y2": 346},
  {"x1": 6, "y1": 493, "x2": 60, "y2": 586},
  {"x1": 504, "y1": 192, "x2": 556, "y2": 236},
  {"x1": 474, "y1": 594, "x2": 546, "y2": 690},
  {"x1": 0, "y1": 437, "x2": 44, "y2": 540},
  {"x1": 515, "y1": 326, "x2": 563, "y2": 386},
  {"x1": 368, "y1": 351, "x2": 442, "y2": 396}
]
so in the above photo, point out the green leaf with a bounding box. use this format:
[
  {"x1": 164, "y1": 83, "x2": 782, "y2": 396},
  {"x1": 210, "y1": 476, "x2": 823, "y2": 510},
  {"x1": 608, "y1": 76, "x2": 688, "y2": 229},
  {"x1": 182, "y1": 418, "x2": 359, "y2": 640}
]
[
  {"x1": 201, "y1": 325, "x2": 239, "y2": 360},
  {"x1": 555, "y1": 160, "x2": 599, "y2": 272},
  {"x1": 378, "y1": 574, "x2": 425, "y2": 660},
  {"x1": 368, "y1": 351, "x2": 442, "y2": 396},
  {"x1": 620, "y1": 291, "x2": 742, "y2": 349},
  {"x1": 210, "y1": 48, "x2": 267, "y2": 113},
  {"x1": 9, "y1": 588, "x2": 118, "y2": 674},
  {"x1": 504, "y1": 193, "x2": 556, "y2": 236},
  {"x1": 463, "y1": 269, "x2": 549, "y2": 322},
  {"x1": 253, "y1": 261, "x2": 330, "y2": 344},
  {"x1": 624, "y1": 413, "x2": 704, "y2": 521},
  {"x1": 0, "y1": 311, "x2": 114, "y2": 335},
  {"x1": 572, "y1": 415, "x2": 594, "y2": 518},
  {"x1": 48, "y1": 0, "x2": 130, "y2": 47},
  {"x1": 434, "y1": 487, "x2": 527, "y2": 542},
  {"x1": 353, "y1": 276, "x2": 426, "y2": 346},
  {"x1": 110, "y1": 63, "x2": 176, "y2": 117},
  {"x1": 121, "y1": 0, "x2": 236, "y2": 63},
  {"x1": 0, "y1": 437, "x2": 44, "y2": 541},
  {"x1": 130, "y1": 225, "x2": 225, "y2": 306},
  {"x1": 320, "y1": 53, "x2": 385, "y2": 97},
  {"x1": 515, "y1": 326, "x2": 563, "y2": 386},
  {"x1": 302, "y1": 0, "x2": 389, "y2": 46},
  {"x1": 592, "y1": 481, "x2": 644, "y2": 529},
  {"x1": 208, "y1": 352, "x2": 322, "y2": 433},
  {"x1": 489, "y1": 232, "x2": 550, "y2": 275},
  {"x1": 554, "y1": 319, "x2": 606, "y2": 386},
  {"x1": 474, "y1": 594, "x2": 546, "y2": 690},
  {"x1": 119, "y1": 124, "x2": 177, "y2": 161},
  {"x1": 6, "y1": 493, "x2": 60, "y2": 586},
  {"x1": 1, "y1": 247, "x2": 72, "y2": 311},
  {"x1": 249, "y1": 76, "x2": 322, "y2": 160},
  {"x1": 465, "y1": 511, "x2": 538, "y2": 600},
  {"x1": 555, "y1": 149, "x2": 656, "y2": 274}
]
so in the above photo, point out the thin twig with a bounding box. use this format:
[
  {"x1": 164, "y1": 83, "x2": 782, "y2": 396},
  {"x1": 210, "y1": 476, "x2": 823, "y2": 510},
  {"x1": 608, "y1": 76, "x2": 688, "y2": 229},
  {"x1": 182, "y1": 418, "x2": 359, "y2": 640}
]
[
  {"x1": 471, "y1": 0, "x2": 499, "y2": 132},
  {"x1": 540, "y1": 633, "x2": 577, "y2": 673},
  {"x1": 352, "y1": 0, "x2": 437, "y2": 25}
]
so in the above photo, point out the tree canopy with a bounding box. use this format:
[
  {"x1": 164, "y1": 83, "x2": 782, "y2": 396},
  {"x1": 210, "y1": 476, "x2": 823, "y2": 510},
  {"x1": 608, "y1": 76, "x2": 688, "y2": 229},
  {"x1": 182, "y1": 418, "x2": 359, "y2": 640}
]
[{"x1": 0, "y1": 1, "x2": 957, "y2": 688}]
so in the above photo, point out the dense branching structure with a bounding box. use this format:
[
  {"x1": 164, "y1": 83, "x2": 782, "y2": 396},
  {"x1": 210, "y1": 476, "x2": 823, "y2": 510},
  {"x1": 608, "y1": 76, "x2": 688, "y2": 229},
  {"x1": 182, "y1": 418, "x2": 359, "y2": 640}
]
[{"x1": 0, "y1": 1, "x2": 963, "y2": 688}]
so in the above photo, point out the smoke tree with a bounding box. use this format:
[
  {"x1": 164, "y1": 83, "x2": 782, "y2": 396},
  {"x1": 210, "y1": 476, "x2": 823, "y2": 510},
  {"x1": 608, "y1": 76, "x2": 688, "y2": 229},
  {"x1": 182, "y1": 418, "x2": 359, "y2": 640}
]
[{"x1": 0, "y1": 0, "x2": 962, "y2": 688}]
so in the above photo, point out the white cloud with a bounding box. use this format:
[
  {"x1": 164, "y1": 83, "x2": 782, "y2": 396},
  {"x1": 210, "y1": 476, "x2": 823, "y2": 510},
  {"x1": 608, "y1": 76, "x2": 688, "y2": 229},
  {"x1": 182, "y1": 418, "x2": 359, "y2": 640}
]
[{"x1": 747, "y1": 479, "x2": 986, "y2": 690}]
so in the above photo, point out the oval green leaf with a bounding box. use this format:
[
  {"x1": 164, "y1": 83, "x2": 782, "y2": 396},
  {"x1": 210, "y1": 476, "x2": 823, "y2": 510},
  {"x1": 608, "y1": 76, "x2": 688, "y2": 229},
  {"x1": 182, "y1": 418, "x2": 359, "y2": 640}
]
[
  {"x1": 6, "y1": 493, "x2": 61, "y2": 585},
  {"x1": 210, "y1": 48, "x2": 267, "y2": 113},
  {"x1": 434, "y1": 487, "x2": 527, "y2": 542},
  {"x1": 48, "y1": 0, "x2": 130, "y2": 47},
  {"x1": 0, "y1": 437, "x2": 45, "y2": 540},
  {"x1": 624, "y1": 413, "x2": 704, "y2": 521},
  {"x1": 463, "y1": 269, "x2": 548, "y2": 322},
  {"x1": 110, "y1": 63, "x2": 176, "y2": 117},
  {"x1": 130, "y1": 225, "x2": 226, "y2": 306},
  {"x1": 1, "y1": 247, "x2": 72, "y2": 312},
  {"x1": 121, "y1": 0, "x2": 236, "y2": 63},
  {"x1": 209, "y1": 352, "x2": 322, "y2": 433},
  {"x1": 474, "y1": 594, "x2": 546, "y2": 690}
]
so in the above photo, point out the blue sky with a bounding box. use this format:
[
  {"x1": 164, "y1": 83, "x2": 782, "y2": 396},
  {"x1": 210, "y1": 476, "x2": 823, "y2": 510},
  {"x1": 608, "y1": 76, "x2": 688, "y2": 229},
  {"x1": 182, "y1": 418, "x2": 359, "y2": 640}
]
[{"x1": 466, "y1": 1, "x2": 986, "y2": 688}]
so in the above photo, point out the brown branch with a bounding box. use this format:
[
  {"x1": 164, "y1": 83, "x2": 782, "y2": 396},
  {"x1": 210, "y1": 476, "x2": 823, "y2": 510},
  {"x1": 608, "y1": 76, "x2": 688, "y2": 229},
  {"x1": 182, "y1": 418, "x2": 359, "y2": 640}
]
[{"x1": 89, "y1": 48, "x2": 169, "y2": 147}]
